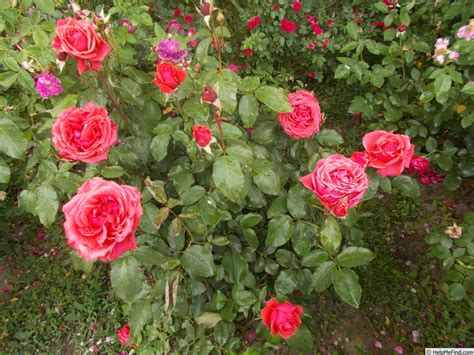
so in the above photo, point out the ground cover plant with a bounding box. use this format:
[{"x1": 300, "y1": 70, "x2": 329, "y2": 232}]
[{"x1": 0, "y1": 0, "x2": 472, "y2": 353}]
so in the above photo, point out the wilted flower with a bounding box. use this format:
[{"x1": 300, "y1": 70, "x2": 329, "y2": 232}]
[
  {"x1": 374, "y1": 340, "x2": 383, "y2": 349},
  {"x1": 34, "y1": 73, "x2": 64, "y2": 99},
  {"x1": 412, "y1": 330, "x2": 421, "y2": 343},
  {"x1": 445, "y1": 222, "x2": 463, "y2": 239},
  {"x1": 394, "y1": 345, "x2": 404, "y2": 354},
  {"x1": 156, "y1": 39, "x2": 188, "y2": 62}
]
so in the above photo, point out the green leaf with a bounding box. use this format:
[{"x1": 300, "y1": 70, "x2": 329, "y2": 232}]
[
  {"x1": 287, "y1": 325, "x2": 314, "y2": 351},
  {"x1": 35, "y1": 0, "x2": 55, "y2": 14},
  {"x1": 227, "y1": 143, "x2": 254, "y2": 166},
  {"x1": 320, "y1": 216, "x2": 342, "y2": 254},
  {"x1": 133, "y1": 246, "x2": 164, "y2": 266},
  {"x1": 0, "y1": 158, "x2": 10, "y2": 184},
  {"x1": 255, "y1": 86, "x2": 292, "y2": 112},
  {"x1": 446, "y1": 283, "x2": 465, "y2": 301},
  {"x1": 444, "y1": 174, "x2": 461, "y2": 191},
  {"x1": 400, "y1": 12, "x2": 410, "y2": 26},
  {"x1": 181, "y1": 186, "x2": 206, "y2": 206},
  {"x1": 129, "y1": 299, "x2": 152, "y2": 337},
  {"x1": 35, "y1": 184, "x2": 58, "y2": 228},
  {"x1": 392, "y1": 176, "x2": 420, "y2": 198},
  {"x1": 265, "y1": 215, "x2": 293, "y2": 248},
  {"x1": 333, "y1": 268, "x2": 362, "y2": 308},
  {"x1": 434, "y1": 74, "x2": 452, "y2": 97},
  {"x1": 346, "y1": 22, "x2": 358, "y2": 40},
  {"x1": 150, "y1": 134, "x2": 171, "y2": 163},
  {"x1": 253, "y1": 159, "x2": 280, "y2": 195},
  {"x1": 70, "y1": 250, "x2": 94, "y2": 273},
  {"x1": 183, "y1": 95, "x2": 209, "y2": 120},
  {"x1": 239, "y1": 94, "x2": 258, "y2": 128},
  {"x1": 51, "y1": 94, "x2": 78, "y2": 117},
  {"x1": 111, "y1": 256, "x2": 143, "y2": 301},
  {"x1": 316, "y1": 129, "x2": 344, "y2": 147},
  {"x1": 238, "y1": 76, "x2": 260, "y2": 93},
  {"x1": 301, "y1": 250, "x2": 329, "y2": 267},
  {"x1": 213, "y1": 156, "x2": 245, "y2": 203},
  {"x1": 0, "y1": 72, "x2": 18, "y2": 87},
  {"x1": 239, "y1": 213, "x2": 262, "y2": 228},
  {"x1": 195, "y1": 312, "x2": 222, "y2": 328},
  {"x1": 275, "y1": 270, "x2": 297, "y2": 295},
  {"x1": 101, "y1": 166, "x2": 125, "y2": 178},
  {"x1": 287, "y1": 184, "x2": 308, "y2": 219},
  {"x1": 18, "y1": 70, "x2": 35, "y2": 89},
  {"x1": 312, "y1": 261, "x2": 336, "y2": 292},
  {"x1": 181, "y1": 245, "x2": 216, "y2": 278},
  {"x1": 460, "y1": 82, "x2": 474, "y2": 95},
  {"x1": 0, "y1": 118, "x2": 27, "y2": 159},
  {"x1": 214, "y1": 70, "x2": 238, "y2": 114},
  {"x1": 222, "y1": 250, "x2": 248, "y2": 284},
  {"x1": 336, "y1": 247, "x2": 375, "y2": 267}
]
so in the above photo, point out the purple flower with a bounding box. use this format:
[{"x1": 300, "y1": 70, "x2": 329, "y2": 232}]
[
  {"x1": 34, "y1": 73, "x2": 63, "y2": 99},
  {"x1": 157, "y1": 39, "x2": 188, "y2": 62},
  {"x1": 449, "y1": 50, "x2": 460, "y2": 61}
]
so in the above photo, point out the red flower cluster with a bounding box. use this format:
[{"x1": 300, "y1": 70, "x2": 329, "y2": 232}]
[
  {"x1": 247, "y1": 15, "x2": 261, "y2": 30},
  {"x1": 280, "y1": 18, "x2": 298, "y2": 33},
  {"x1": 408, "y1": 156, "x2": 445, "y2": 185}
]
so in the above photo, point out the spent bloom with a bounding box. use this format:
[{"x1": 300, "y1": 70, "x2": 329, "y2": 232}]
[
  {"x1": 457, "y1": 19, "x2": 474, "y2": 41},
  {"x1": 445, "y1": 222, "x2": 463, "y2": 239},
  {"x1": 156, "y1": 39, "x2": 188, "y2": 62},
  {"x1": 34, "y1": 73, "x2": 64, "y2": 99}
]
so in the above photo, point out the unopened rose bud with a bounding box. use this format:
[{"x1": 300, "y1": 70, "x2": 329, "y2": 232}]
[
  {"x1": 201, "y1": 85, "x2": 218, "y2": 104},
  {"x1": 56, "y1": 52, "x2": 68, "y2": 61},
  {"x1": 199, "y1": 2, "x2": 211, "y2": 16},
  {"x1": 216, "y1": 11, "x2": 225, "y2": 25}
]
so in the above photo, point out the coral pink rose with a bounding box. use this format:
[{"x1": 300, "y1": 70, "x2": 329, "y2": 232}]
[
  {"x1": 52, "y1": 102, "x2": 117, "y2": 163},
  {"x1": 261, "y1": 299, "x2": 303, "y2": 339},
  {"x1": 63, "y1": 178, "x2": 142, "y2": 262},
  {"x1": 300, "y1": 154, "x2": 369, "y2": 218},
  {"x1": 351, "y1": 151, "x2": 369, "y2": 169},
  {"x1": 363, "y1": 130, "x2": 414, "y2": 176},
  {"x1": 193, "y1": 125, "x2": 212, "y2": 147},
  {"x1": 53, "y1": 18, "x2": 110, "y2": 75},
  {"x1": 278, "y1": 90, "x2": 322, "y2": 139},
  {"x1": 152, "y1": 62, "x2": 187, "y2": 94}
]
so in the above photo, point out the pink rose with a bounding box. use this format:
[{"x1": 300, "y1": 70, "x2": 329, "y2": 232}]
[
  {"x1": 53, "y1": 18, "x2": 110, "y2": 75},
  {"x1": 351, "y1": 151, "x2": 369, "y2": 169},
  {"x1": 117, "y1": 324, "x2": 130, "y2": 345},
  {"x1": 278, "y1": 90, "x2": 322, "y2": 139},
  {"x1": 300, "y1": 154, "x2": 369, "y2": 218},
  {"x1": 261, "y1": 299, "x2": 303, "y2": 339},
  {"x1": 63, "y1": 178, "x2": 142, "y2": 262},
  {"x1": 363, "y1": 130, "x2": 414, "y2": 176},
  {"x1": 52, "y1": 102, "x2": 117, "y2": 163}
]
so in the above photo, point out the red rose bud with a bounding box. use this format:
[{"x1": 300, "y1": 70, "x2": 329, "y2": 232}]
[
  {"x1": 243, "y1": 48, "x2": 253, "y2": 56},
  {"x1": 174, "y1": 9, "x2": 181, "y2": 17},
  {"x1": 201, "y1": 85, "x2": 218, "y2": 104},
  {"x1": 193, "y1": 126, "x2": 212, "y2": 147},
  {"x1": 308, "y1": 72, "x2": 315, "y2": 79},
  {"x1": 353, "y1": 112, "x2": 362, "y2": 119},
  {"x1": 273, "y1": 4, "x2": 280, "y2": 10},
  {"x1": 199, "y1": 2, "x2": 212, "y2": 16},
  {"x1": 56, "y1": 52, "x2": 68, "y2": 61},
  {"x1": 397, "y1": 24, "x2": 406, "y2": 32}
]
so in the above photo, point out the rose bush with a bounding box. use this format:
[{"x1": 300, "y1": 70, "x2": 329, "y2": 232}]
[{"x1": 1, "y1": 0, "x2": 463, "y2": 353}]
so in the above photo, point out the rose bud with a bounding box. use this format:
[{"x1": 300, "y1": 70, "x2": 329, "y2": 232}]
[
  {"x1": 199, "y1": 2, "x2": 212, "y2": 16},
  {"x1": 217, "y1": 11, "x2": 225, "y2": 25},
  {"x1": 56, "y1": 52, "x2": 68, "y2": 61},
  {"x1": 201, "y1": 85, "x2": 218, "y2": 104}
]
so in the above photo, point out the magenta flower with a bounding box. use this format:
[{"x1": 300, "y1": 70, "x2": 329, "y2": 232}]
[
  {"x1": 228, "y1": 63, "x2": 239, "y2": 74},
  {"x1": 394, "y1": 345, "x2": 404, "y2": 354},
  {"x1": 34, "y1": 73, "x2": 63, "y2": 99},
  {"x1": 156, "y1": 39, "x2": 188, "y2": 62},
  {"x1": 449, "y1": 51, "x2": 460, "y2": 61},
  {"x1": 374, "y1": 340, "x2": 383, "y2": 349}
]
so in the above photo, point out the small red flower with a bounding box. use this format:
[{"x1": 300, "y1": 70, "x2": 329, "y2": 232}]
[
  {"x1": 312, "y1": 24, "x2": 323, "y2": 35},
  {"x1": 326, "y1": 19, "x2": 335, "y2": 28},
  {"x1": 241, "y1": 63, "x2": 247, "y2": 71},
  {"x1": 193, "y1": 126, "x2": 212, "y2": 147},
  {"x1": 273, "y1": 4, "x2": 280, "y2": 10},
  {"x1": 184, "y1": 15, "x2": 193, "y2": 23},
  {"x1": 353, "y1": 112, "x2": 362, "y2": 119},
  {"x1": 118, "y1": 324, "x2": 131, "y2": 345},
  {"x1": 261, "y1": 299, "x2": 303, "y2": 339},
  {"x1": 201, "y1": 85, "x2": 218, "y2": 105},
  {"x1": 308, "y1": 72, "x2": 315, "y2": 79},
  {"x1": 280, "y1": 18, "x2": 298, "y2": 33},
  {"x1": 242, "y1": 48, "x2": 253, "y2": 56},
  {"x1": 152, "y1": 62, "x2": 187, "y2": 94},
  {"x1": 356, "y1": 17, "x2": 363, "y2": 24},
  {"x1": 321, "y1": 39, "x2": 330, "y2": 48},
  {"x1": 308, "y1": 43, "x2": 315, "y2": 50},
  {"x1": 291, "y1": 1, "x2": 302, "y2": 12},
  {"x1": 174, "y1": 9, "x2": 181, "y2": 17},
  {"x1": 397, "y1": 24, "x2": 406, "y2": 32},
  {"x1": 247, "y1": 16, "x2": 261, "y2": 30}
]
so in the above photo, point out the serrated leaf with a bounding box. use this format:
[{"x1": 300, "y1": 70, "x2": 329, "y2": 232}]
[
  {"x1": 312, "y1": 261, "x2": 336, "y2": 292},
  {"x1": 320, "y1": 216, "x2": 341, "y2": 254},
  {"x1": 111, "y1": 256, "x2": 143, "y2": 301},
  {"x1": 181, "y1": 245, "x2": 216, "y2": 278},
  {"x1": 0, "y1": 119, "x2": 27, "y2": 159},
  {"x1": 336, "y1": 247, "x2": 375, "y2": 267},
  {"x1": 255, "y1": 86, "x2": 292, "y2": 112},
  {"x1": 332, "y1": 268, "x2": 361, "y2": 308},
  {"x1": 265, "y1": 215, "x2": 293, "y2": 248},
  {"x1": 213, "y1": 156, "x2": 245, "y2": 202}
]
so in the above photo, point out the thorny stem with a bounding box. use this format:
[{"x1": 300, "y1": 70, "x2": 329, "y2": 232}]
[
  {"x1": 209, "y1": 14, "x2": 223, "y2": 71},
  {"x1": 212, "y1": 108, "x2": 226, "y2": 153},
  {"x1": 101, "y1": 68, "x2": 130, "y2": 128}
]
